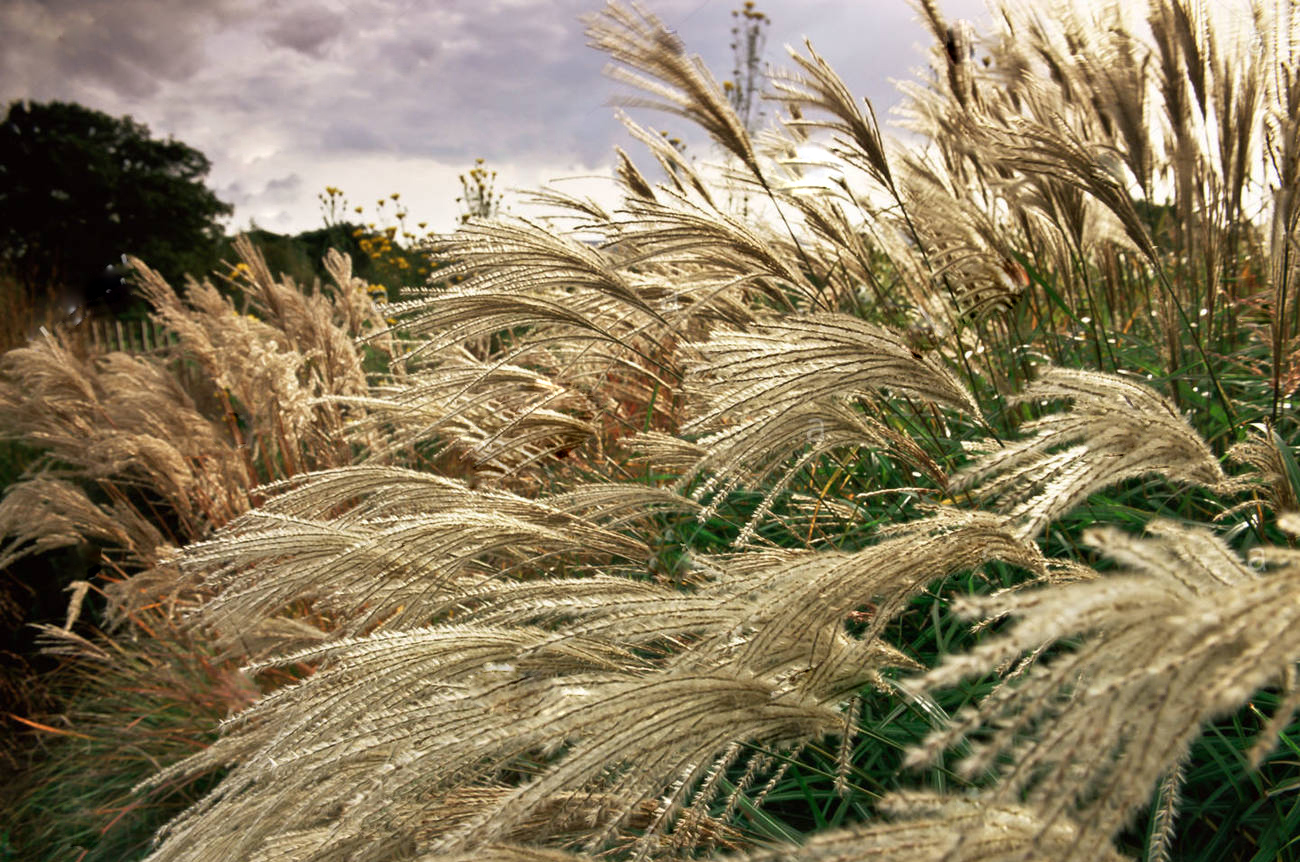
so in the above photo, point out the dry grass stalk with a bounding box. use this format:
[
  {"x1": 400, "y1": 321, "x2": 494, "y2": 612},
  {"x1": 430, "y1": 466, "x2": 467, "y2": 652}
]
[
  {"x1": 134, "y1": 512, "x2": 1042, "y2": 862},
  {"x1": 906, "y1": 520, "x2": 1300, "y2": 860},
  {"x1": 952, "y1": 367, "x2": 1228, "y2": 538},
  {"x1": 9, "y1": 1, "x2": 1300, "y2": 860}
]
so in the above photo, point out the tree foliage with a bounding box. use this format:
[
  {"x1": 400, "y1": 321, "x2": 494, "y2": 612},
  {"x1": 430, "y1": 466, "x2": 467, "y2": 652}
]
[{"x1": 0, "y1": 100, "x2": 232, "y2": 303}]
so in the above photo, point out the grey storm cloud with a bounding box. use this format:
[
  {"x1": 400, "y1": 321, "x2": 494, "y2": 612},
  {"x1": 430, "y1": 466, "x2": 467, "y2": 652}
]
[
  {"x1": 1, "y1": 0, "x2": 991, "y2": 162},
  {"x1": 264, "y1": 7, "x2": 347, "y2": 57},
  {"x1": 0, "y1": 0, "x2": 249, "y2": 101},
  {"x1": 314, "y1": 0, "x2": 611, "y2": 164},
  {"x1": 322, "y1": 120, "x2": 387, "y2": 153},
  {"x1": 264, "y1": 173, "x2": 304, "y2": 195},
  {"x1": 0, "y1": 0, "x2": 994, "y2": 233},
  {"x1": 217, "y1": 172, "x2": 302, "y2": 208}
]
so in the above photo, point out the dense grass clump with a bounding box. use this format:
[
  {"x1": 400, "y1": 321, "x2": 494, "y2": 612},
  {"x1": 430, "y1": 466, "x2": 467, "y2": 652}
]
[{"x1": 4, "y1": 1, "x2": 1300, "y2": 860}]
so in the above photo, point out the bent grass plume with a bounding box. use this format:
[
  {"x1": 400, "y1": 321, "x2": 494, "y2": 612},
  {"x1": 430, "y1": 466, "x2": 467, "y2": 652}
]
[{"x1": 5, "y1": 1, "x2": 1300, "y2": 861}]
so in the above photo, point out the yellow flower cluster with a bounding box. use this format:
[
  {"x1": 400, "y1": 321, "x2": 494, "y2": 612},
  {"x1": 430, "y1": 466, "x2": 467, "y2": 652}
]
[
  {"x1": 456, "y1": 157, "x2": 502, "y2": 224},
  {"x1": 327, "y1": 185, "x2": 437, "y2": 292}
]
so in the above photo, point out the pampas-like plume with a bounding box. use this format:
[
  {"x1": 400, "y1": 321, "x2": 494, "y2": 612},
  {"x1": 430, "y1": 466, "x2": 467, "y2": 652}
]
[
  {"x1": 736, "y1": 791, "x2": 1130, "y2": 862},
  {"x1": 769, "y1": 40, "x2": 894, "y2": 189},
  {"x1": 0, "y1": 240, "x2": 385, "y2": 577},
  {"x1": 0, "y1": 477, "x2": 162, "y2": 571},
  {"x1": 636, "y1": 399, "x2": 943, "y2": 544},
  {"x1": 339, "y1": 351, "x2": 600, "y2": 476},
  {"x1": 952, "y1": 367, "x2": 1227, "y2": 537},
  {"x1": 584, "y1": 1, "x2": 759, "y2": 177},
  {"x1": 134, "y1": 505, "x2": 1040, "y2": 862},
  {"x1": 0, "y1": 333, "x2": 250, "y2": 555},
  {"x1": 182, "y1": 473, "x2": 696, "y2": 645},
  {"x1": 684, "y1": 313, "x2": 982, "y2": 427},
  {"x1": 905, "y1": 520, "x2": 1300, "y2": 860}
]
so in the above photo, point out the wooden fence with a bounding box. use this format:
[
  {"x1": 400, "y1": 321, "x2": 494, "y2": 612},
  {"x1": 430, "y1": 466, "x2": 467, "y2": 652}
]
[
  {"x1": 73, "y1": 317, "x2": 214, "y2": 393},
  {"x1": 80, "y1": 317, "x2": 174, "y2": 355}
]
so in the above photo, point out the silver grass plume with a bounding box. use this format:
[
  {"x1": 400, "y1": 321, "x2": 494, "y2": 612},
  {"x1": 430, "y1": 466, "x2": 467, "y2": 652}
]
[
  {"x1": 416, "y1": 848, "x2": 601, "y2": 862},
  {"x1": 769, "y1": 40, "x2": 893, "y2": 190},
  {"x1": 181, "y1": 470, "x2": 696, "y2": 645},
  {"x1": 411, "y1": 791, "x2": 1131, "y2": 862},
  {"x1": 1226, "y1": 422, "x2": 1300, "y2": 515},
  {"x1": 650, "y1": 312, "x2": 979, "y2": 536},
  {"x1": 615, "y1": 191, "x2": 816, "y2": 308},
  {"x1": 683, "y1": 313, "x2": 981, "y2": 426},
  {"x1": 136, "y1": 511, "x2": 1039, "y2": 861},
  {"x1": 584, "y1": 1, "x2": 759, "y2": 178},
  {"x1": 737, "y1": 790, "x2": 1130, "y2": 862},
  {"x1": 675, "y1": 512, "x2": 1045, "y2": 701},
  {"x1": 905, "y1": 519, "x2": 1300, "y2": 860},
  {"x1": 521, "y1": 186, "x2": 613, "y2": 226},
  {"x1": 952, "y1": 367, "x2": 1227, "y2": 538},
  {"x1": 415, "y1": 218, "x2": 664, "y2": 326},
  {"x1": 389, "y1": 220, "x2": 657, "y2": 358},
  {"x1": 635, "y1": 399, "x2": 943, "y2": 545},
  {"x1": 138, "y1": 634, "x2": 842, "y2": 861},
  {"x1": 616, "y1": 113, "x2": 718, "y2": 207}
]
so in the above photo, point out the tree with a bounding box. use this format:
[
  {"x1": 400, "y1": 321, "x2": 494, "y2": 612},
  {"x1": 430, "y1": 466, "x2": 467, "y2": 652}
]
[
  {"x1": 0, "y1": 100, "x2": 232, "y2": 311},
  {"x1": 724, "y1": 2, "x2": 769, "y2": 216},
  {"x1": 726, "y1": 1, "x2": 769, "y2": 137}
]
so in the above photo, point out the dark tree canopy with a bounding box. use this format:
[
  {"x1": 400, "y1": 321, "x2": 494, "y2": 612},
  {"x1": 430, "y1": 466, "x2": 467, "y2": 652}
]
[{"x1": 0, "y1": 100, "x2": 232, "y2": 307}]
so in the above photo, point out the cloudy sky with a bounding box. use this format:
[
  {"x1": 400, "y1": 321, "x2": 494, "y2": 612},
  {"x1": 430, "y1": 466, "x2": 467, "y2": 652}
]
[{"x1": 1, "y1": 0, "x2": 991, "y2": 236}]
